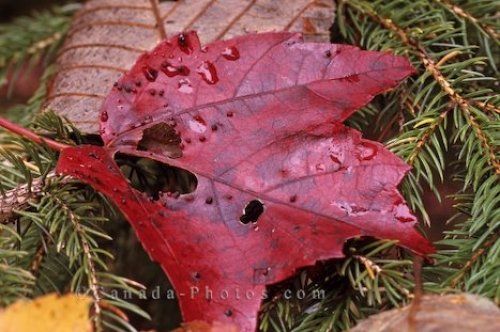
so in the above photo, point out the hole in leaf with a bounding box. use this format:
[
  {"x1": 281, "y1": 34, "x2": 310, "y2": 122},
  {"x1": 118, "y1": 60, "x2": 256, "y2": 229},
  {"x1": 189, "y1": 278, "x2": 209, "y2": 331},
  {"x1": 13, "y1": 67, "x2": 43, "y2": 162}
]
[
  {"x1": 114, "y1": 154, "x2": 197, "y2": 200},
  {"x1": 138, "y1": 122, "x2": 182, "y2": 159},
  {"x1": 240, "y1": 200, "x2": 264, "y2": 224}
]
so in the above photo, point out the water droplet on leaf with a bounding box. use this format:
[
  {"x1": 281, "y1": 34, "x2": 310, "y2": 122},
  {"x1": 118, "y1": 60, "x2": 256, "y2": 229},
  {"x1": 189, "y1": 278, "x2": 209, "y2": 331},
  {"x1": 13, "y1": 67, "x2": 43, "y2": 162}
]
[
  {"x1": 356, "y1": 142, "x2": 377, "y2": 160},
  {"x1": 196, "y1": 61, "x2": 219, "y2": 84},
  {"x1": 178, "y1": 78, "x2": 193, "y2": 94},
  {"x1": 394, "y1": 204, "x2": 415, "y2": 223},
  {"x1": 100, "y1": 111, "x2": 108, "y2": 122},
  {"x1": 222, "y1": 46, "x2": 240, "y2": 60},
  {"x1": 143, "y1": 66, "x2": 158, "y2": 82}
]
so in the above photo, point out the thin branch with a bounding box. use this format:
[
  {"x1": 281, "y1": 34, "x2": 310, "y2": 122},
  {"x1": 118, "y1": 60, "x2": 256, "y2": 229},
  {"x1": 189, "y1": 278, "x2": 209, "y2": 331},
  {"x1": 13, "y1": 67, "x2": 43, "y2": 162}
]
[
  {"x1": 0, "y1": 172, "x2": 56, "y2": 223},
  {"x1": 0, "y1": 117, "x2": 69, "y2": 152},
  {"x1": 52, "y1": 194, "x2": 103, "y2": 331},
  {"x1": 450, "y1": 233, "x2": 499, "y2": 288},
  {"x1": 408, "y1": 107, "x2": 451, "y2": 166}
]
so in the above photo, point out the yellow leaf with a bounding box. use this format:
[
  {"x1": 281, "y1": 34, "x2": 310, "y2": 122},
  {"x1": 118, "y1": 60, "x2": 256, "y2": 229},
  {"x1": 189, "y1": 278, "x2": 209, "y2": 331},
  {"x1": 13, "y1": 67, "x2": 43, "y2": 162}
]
[{"x1": 0, "y1": 293, "x2": 92, "y2": 332}]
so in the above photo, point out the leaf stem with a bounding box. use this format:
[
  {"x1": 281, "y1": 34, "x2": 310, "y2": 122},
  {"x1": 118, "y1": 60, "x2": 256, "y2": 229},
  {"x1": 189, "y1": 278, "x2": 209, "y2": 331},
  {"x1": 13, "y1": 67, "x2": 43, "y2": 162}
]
[{"x1": 0, "y1": 117, "x2": 69, "y2": 152}]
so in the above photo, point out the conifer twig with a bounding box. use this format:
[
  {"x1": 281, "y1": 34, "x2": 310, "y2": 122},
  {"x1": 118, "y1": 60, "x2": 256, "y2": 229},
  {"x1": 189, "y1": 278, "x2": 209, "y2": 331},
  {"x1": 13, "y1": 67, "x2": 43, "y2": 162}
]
[
  {"x1": 434, "y1": 0, "x2": 499, "y2": 40},
  {"x1": 345, "y1": 2, "x2": 500, "y2": 174}
]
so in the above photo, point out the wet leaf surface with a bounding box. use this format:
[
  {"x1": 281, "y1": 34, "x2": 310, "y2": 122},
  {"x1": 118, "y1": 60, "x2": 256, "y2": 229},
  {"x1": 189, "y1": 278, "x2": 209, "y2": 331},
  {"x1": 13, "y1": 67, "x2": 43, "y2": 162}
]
[{"x1": 56, "y1": 31, "x2": 434, "y2": 331}]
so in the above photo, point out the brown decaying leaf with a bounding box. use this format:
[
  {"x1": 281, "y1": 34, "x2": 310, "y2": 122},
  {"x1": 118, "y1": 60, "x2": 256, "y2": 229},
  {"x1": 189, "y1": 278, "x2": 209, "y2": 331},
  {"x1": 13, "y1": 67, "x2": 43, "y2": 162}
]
[
  {"x1": 349, "y1": 294, "x2": 500, "y2": 332},
  {"x1": 42, "y1": 0, "x2": 335, "y2": 134}
]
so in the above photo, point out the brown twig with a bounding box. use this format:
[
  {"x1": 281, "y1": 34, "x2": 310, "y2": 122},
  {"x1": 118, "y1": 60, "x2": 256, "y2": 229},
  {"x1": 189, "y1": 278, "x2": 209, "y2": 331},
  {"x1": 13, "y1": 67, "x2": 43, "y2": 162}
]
[
  {"x1": 0, "y1": 172, "x2": 57, "y2": 223},
  {"x1": 408, "y1": 256, "x2": 423, "y2": 332},
  {"x1": 0, "y1": 117, "x2": 69, "y2": 152}
]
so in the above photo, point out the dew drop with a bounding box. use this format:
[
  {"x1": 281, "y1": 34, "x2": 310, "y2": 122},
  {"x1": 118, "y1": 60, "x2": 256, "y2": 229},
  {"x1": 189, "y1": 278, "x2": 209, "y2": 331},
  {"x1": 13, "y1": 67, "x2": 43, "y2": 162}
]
[
  {"x1": 143, "y1": 66, "x2": 158, "y2": 82},
  {"x1": 196, "y1": 61, "x2": 219, "y2": 84},
  {"x1": 200, "y1": 46, "x2": 208, "y2": 53},
  {"x1": 177, "y1": 33, "x2": 193, "y2": 54},
  {"x1": 161, "y1": 61, "x2": 191, "y2": 77},
  {"x1": 330, "y1": 154, "x2": 341, "y2": 164},
  {"x1": 356, "y1": 142, "x2": 377, "y2": 160},
  {"x1": 394, "y1": 204, "x2": 415, "y2": 223},
  {"x1": 161, "y1": 61, "x2": 179, "y2": 77},
  {"x1": 178, "y1": 33, "x2": 187, "y2": 45},
  {"x1": 88, "y1": 152, "x2": 100, "y2": 160},
  {"x1": 178, "y1": 78, "x2": 193, "y2": 94},
  {"x1": 345, "y1": 74, "x2": 360, "y2": 83},
  {"x1": 189, "y1": 115, "x2": 207, "y2": 133},
  {"x1": 221, "y1": 46, "x2": 240, "y2": 61},
  {"x1": 100, "y1": 111, "x2": 108, "y2": 122},
  {"x1": 315, "y1": 163, "x2": 326, "y2": 172}
]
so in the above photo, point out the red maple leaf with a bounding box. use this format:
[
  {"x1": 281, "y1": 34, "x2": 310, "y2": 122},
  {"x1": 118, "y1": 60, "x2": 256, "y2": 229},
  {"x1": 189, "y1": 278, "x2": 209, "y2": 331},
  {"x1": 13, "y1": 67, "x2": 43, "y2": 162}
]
[{"x1": 55, "y1": 32, "x2": 434, "y2": 331}]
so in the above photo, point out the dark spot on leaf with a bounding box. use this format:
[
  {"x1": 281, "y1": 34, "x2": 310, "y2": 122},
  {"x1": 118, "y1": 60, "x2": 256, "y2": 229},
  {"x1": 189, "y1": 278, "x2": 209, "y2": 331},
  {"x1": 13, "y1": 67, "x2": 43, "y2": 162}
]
[
  {"x1": 177, "y1": 33, "x2": 193, "y2": 54},
  {"x1": 100, "y1": 111, "x2": 108, "y2": 122},
  {"x1": 143, "y1": 66, "x2": 158, "y2": 82},
  {"x1": 240, "y1": 200, "x2": 264, "y2": 224},
  {"x1": 224, "y1": 309, "x2": 232, "y2": 317},
  {"x1": 205, "y1": 197, "x2": 213, "y2": 204},
  {"x1": 138, "y1": 122, "x2": 182, "y2": 159}
]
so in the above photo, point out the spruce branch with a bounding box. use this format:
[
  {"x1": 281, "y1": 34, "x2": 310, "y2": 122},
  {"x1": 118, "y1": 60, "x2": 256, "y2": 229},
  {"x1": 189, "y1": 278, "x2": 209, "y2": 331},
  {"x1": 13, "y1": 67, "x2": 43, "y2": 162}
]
[
  {"x1": 434, "y1": 0, "x2": 499, "y2": 40},
  {"x1": 51, "y1": 194, "x2": 103, "y2": 331},
  {"x1": 344, "y1": 0, "x2": 500, "y2": 175},
  {"x1": 449, "y1": 232, "x2": 499, "y2": 288},
  {"x1": 407, "y1": 107, "x2": 451, "y2": 166}
]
